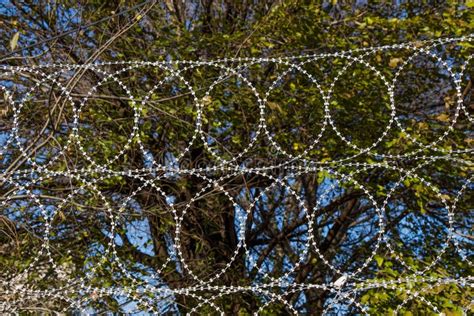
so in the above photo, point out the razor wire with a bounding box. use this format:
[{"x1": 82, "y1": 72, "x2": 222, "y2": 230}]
[{"x1": 0, "y1": 35, "x2": 473, "y2": 314}]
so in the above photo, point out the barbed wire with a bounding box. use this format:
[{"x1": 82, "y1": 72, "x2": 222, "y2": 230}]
[{"x1": 0, "y1": 34, "x2": 472, "y2": 314}]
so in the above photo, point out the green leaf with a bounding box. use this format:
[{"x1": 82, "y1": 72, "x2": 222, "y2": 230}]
[
  {"x1": 417, "y1": 200, "x2": 426, "y2": 214},
  {"x1": 374, "y1": 255, "x2": 384, "y2": 267},
  {"x1": 317, "y1": 170, "x2": 329, "y2": 184},
  {"x1": 267, "y1": 101, "x2": 284, "y2": 113},
  {"x1": 389, "y1": 57, "x2": 402, "y2": 68},
  {"x1": 10, "y1": 32, "x2": 20, "y2": 51}
]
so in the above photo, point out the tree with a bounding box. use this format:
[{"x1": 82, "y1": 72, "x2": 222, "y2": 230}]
[{"x1": 0, "y1": 0, "x2": 472, "y2": 314}]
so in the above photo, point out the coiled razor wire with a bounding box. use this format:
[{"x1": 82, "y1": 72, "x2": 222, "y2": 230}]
[{"x1": 0, "y1": 35, "x2": 473, "y2": 314}]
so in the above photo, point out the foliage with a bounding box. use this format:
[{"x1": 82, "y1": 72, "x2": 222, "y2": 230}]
[{"x1": 0, "y1": 0, "x2": 473, "y2": 314}]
